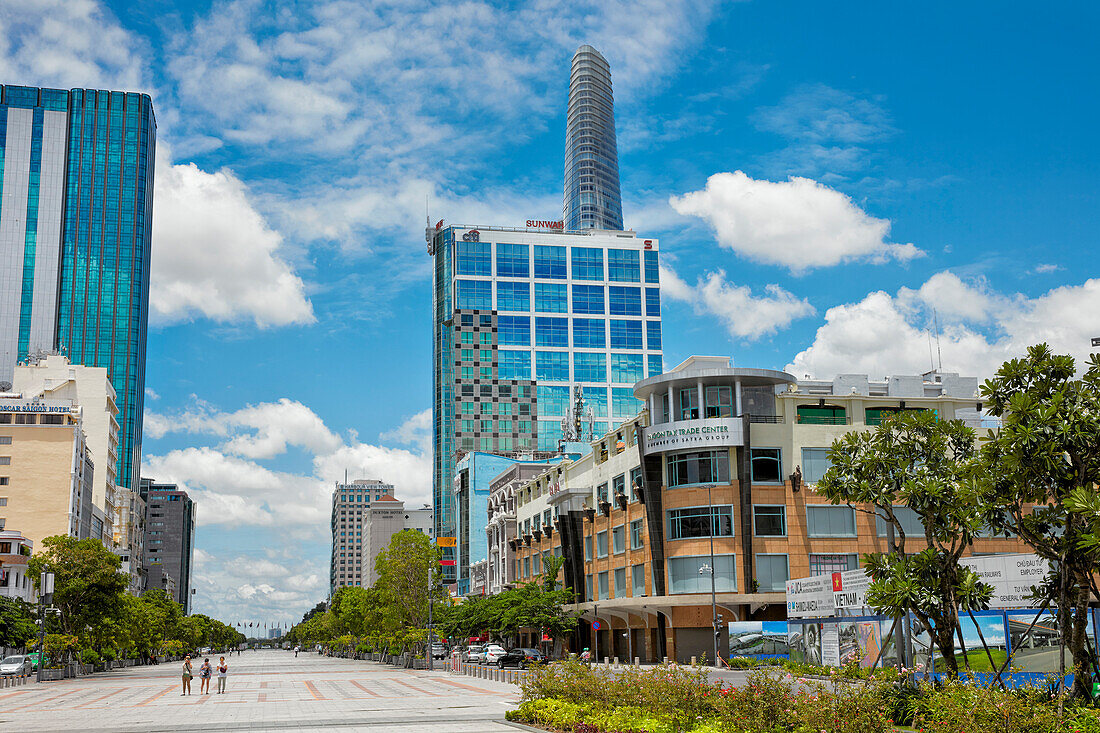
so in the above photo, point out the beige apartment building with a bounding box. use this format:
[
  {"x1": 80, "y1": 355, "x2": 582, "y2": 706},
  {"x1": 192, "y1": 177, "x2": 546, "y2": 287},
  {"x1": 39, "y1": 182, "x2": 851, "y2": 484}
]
[
  {"x1": 0, "y1": 396, "x2": 96, "y2": 550},
  {"x1": 510, "y1": 356, "x2": 1032, "y2": 663},
  {"x1": 13, "y1": 354, "x2": 120, "y2": 545}
]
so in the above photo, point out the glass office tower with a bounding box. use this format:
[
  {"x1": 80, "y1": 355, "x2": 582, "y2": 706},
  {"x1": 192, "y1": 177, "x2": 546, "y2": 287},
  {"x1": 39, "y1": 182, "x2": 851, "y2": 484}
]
[
  {"x1": 429, "y1": 224, "x2": 662, "y2": 581},
  {"x1": 0, "y1": 85, "x2": 156, "y2": 498},
  {"x1": 563, "y1": 45, "x2": 624, "y2": 231}
]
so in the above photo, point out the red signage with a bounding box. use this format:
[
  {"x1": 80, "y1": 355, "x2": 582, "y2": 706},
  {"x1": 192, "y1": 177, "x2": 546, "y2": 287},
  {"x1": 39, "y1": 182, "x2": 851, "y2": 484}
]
[
  {"x1": 440, "y1": 560, "x2": 456, "y2": 567},
  {"x1": 643, "y1": 240, "x2": 653, "y2": 249},
  {"x1": 832, "y1": 572, "x2": 843, "y2": 592},
  {"x1": 527, "y1": 220, "x2": 564, "y2": 229}
]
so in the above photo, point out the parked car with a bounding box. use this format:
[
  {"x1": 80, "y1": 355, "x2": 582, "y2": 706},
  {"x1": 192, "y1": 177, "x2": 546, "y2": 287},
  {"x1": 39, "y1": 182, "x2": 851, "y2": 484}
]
[
  {"x1": 0, "y1": 655, "x2": 33, "y2": 676},
  {"x1": 484, "y1": 644, "x2": 507, "y2": 664},
  {"x1": 25, "y1": 652, "x2": 40, "y2": 671},
  {"x1": 497, "y1": 648, "x2": 546, "y2": 669},
  {"x1": 430, "y1": 643, "x2": 447, "y2": 660},
  {"x1": 464, "y1": 645, "x2": 486, "y2": 663}
]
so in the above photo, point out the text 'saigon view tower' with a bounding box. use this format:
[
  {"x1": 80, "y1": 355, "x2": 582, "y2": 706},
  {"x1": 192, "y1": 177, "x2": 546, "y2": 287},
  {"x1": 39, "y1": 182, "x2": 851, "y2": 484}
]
[
  {"x1": 0, "y1": 85, "x2": 156, "y2": 499},
  {"x1": 563, "y1": 45, "x2": 624, "y2": 232}
]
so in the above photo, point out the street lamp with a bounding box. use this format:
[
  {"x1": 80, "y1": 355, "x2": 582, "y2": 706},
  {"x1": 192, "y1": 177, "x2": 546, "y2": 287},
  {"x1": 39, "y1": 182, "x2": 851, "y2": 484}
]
[
  {"x1": 36, "y1": 570, "x2": 55, "y2": 683},
  {"x1": 703, "y1": 483, "x2": 721, "y2": 667}
]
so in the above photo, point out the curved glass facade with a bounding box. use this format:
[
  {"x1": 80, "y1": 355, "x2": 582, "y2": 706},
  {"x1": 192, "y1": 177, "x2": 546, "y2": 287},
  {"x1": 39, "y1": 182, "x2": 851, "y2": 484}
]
[{"x1": 563, "y1": 46, "x2": 624, "y2": 232}]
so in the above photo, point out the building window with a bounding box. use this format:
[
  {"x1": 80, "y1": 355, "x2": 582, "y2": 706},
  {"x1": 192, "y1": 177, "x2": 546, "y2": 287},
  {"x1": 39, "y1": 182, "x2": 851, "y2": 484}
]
[
  {"x1": 534, "y1": 245, "x2": 566, "y2": 279},
  {"x1": 573, "y1": 318, "x2": 605, "y2": 348},
  {"x1": 668, "y1": 554, "x2": 736, "y2": 594},
  {"x1": 585, "y1": 574, "x2": 593, "y2": 601},
  {"x1": 648, "y1": 354, "x2": 663, "y2": 378},
  {"x1": 753, "y1": 505, "x2": 787, "y2": 537},
  {"x1": 612, "y1": 473, "x2": 625, "y2": 498},
  {"x1": 497, "y1": 316, "x2": 530, "y2": 346},
  {"x1": 496, "y1": 243, "x2": 529, "y2": 277},
  {"x1": 596, "y1": 531, "x2": 608, "y2": 558},
  {"x1": 0, "y1": 478, "x2": 8, "y2": 485},
  {"x1": 0, "y1": 457, "x2": 9, "y2": 466},
  {"x1": 875, "y1": 506, "x2": 926, "y2": 537},
  {"x1": 809, "y1": 553, "x2": 859, "y2": 576},
  {"x1": 609, "y1": 320, "x2": 643, "y2": 349},
  {"x1": 646, "y1": 321, "x2": 661, "y2": 350},
  {"x1": 572, "y1": 285, "x2": 605, "y2": 315},
  {"x1": 583, "y1": 387, "x2": 608, "y2": 417},
  {"x1": 705, "y1": 386, "x2": 733, "y2": 418},
  {"x1": 678, "y1": 388, "x2": 699, "y2": 420},
  {"x1": 614, "y1": 567, "x2": 627, "y2": 598},
  {"x1": 750, "y1": 448, "x2": 782, "y2": 483},
  {"x1": 666, "y1": 450, "x2": 729, "y2": 487},
  {"x1": 610, "y1": 354, "x2": 643, "y2": 383},
  {"x1": 497, "y1": 281, "x2": 530, "y2": 311},
  {"x1": 571, "y1": 247, "x2": 604, "y2": 280},
  {"x1": 644, "y1": 250, "x2": 660, "y2": 283},
  {"x1": 572, "y1": 352, "x2": 606, "y2": 382},
  {"x1": 755, "y1": 554, "x2": 789, "y2": 592},
  {"x1": 631, "y1": 564, "x2": 645, "y2": 596},
  {"x1": 534, "y1": 283, "x2": 568, "y2": 313},
  {"x1": 630, "y1": 519, "x2": 644, "y2": 549},
  {"x1": 585, "y1": 536, "x2": 593, "y2": 561},
  {"x1": 456, "y1": 280, "x2": 492, "y2": 309},
  {"x1": 645, "y1": 287, "x2": 661, "y2": 317},
  {"x1": 598, "y1": 571, "x2": 609, "y2": 600},
  {"x1": 608, "y1": 286, "x2": 641, "y2": 316},
  {"x1": 806, "y1": 505, "x2": 857, "y2": 537},
  {"x1": 612, "y1": 525, "x2": 625, "y2": 554},
  {"x1": 629, "y1": 467, "x2": 642, "y2": 500},
  {"x1": 538, "y1": 385, "x2": 570, "y2": 415},
  {"x1": 607, "y1": 249, "x2": 640, "y2": 282},
  {"x1": 667, "y1": 505, "x2": 735, "y2": 540},
  {"x1": 612, "y1": 388, "x2": 642, "y2": 417},
  {"x1": 457, "y1": 240, "x2": 491, "y2": 275},
  {"x1": 0, "y1": 437, "x2": 11, "y2": 445},
  {"x1": 534, "y1": 317, "x2": 569, "y2": 347},
  {"x1": 498, "y1": 350, "x2": 530, "y2": 380},
  {"x1": 535, "y1": 351, "x2": 570, "y2": 382},
  {"x1": 801, "y1": 448, "x2": 832, "y2": 483}
]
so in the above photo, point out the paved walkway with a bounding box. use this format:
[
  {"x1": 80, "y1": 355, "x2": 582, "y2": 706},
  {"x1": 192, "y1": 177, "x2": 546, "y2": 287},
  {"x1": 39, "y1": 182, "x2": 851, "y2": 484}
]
[{"x1": 0, "y1": 650, "x2": 519, "y2": 732}]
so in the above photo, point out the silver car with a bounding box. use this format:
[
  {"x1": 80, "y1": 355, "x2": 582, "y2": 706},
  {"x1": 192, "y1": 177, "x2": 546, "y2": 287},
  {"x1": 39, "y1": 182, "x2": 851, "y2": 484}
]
[{"x1": 0, "y1": 655, "x2": 33, "y2": 676}]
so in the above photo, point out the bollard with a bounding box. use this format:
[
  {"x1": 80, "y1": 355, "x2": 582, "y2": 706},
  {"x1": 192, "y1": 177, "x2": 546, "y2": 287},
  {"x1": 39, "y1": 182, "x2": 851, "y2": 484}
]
[
  {"x1": 613, "y1": 656, "x2": 619, "y2": 666},
  {"x1": 635, "y1": 657, "x2": 640, "y2": 666},
  {"x1": 690, "y1": 656, "x2": 696, "y2": 666},
  {"x1": 663, "y1": 656, "x2": 669, "y2": 665},
  {"x1": 603, "y1": 656, "x2": 609, "y2": 666}
]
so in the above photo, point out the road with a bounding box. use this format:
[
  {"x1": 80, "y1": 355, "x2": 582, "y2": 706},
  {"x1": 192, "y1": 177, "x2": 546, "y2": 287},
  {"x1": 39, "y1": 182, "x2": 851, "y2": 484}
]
[{"x1": 0, "y1": 650, "x2": 519, "y2": 732}]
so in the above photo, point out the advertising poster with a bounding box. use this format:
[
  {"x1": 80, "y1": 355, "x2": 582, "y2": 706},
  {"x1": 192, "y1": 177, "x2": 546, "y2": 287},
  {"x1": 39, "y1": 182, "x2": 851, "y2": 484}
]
[
  {"x1": 728, "y1": 621, "x2": 789, "y2": 659},
  {"x1": 785, "y1": 575, "x2": 833, "y2": 618},
  {"x1": 960, "y1": 554, "x2": 1049, "y2": 608},
  {"x1": 839, "y1": 620, "x2": 883, "y2": 667},
  {"x1": 802, "y1": 622, "x2": 822, "y2": 665},
  {"x1": 1006, "y1": 609, "x2": 1092, "y2": 674},
  {"x1": 788, "y1": 625, "x2": 805, "y2": 663},
  {"x1": 821, "y1": 623, "x2": 840, "y2": 667}
]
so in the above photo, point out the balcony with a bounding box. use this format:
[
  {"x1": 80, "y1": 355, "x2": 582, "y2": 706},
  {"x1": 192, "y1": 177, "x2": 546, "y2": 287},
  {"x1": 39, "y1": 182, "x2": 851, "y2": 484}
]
[{"x1": 747, "y1": 414, "x2": 784, "y2": 424}]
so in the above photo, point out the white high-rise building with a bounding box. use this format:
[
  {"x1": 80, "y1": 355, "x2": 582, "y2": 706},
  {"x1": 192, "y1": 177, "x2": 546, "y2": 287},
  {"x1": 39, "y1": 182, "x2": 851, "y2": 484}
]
[{"x1": 329, "y1": 479, "x2": 393, "y2": 594}]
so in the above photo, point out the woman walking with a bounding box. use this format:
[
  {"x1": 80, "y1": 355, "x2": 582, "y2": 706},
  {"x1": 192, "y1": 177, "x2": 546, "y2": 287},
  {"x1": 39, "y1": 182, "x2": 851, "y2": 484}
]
[
  {"x1": 181, "y1": 655, "x2": 193, "y2": 695},
  {"x1": 217, "y1": 656, "x2": 228, "y2": 694}
]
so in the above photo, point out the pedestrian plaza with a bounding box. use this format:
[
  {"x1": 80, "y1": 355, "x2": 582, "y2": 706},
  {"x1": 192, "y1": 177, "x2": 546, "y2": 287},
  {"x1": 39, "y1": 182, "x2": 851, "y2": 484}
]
[{"x1": 0, "y1": 650, "x2": 519, "y2": 732}]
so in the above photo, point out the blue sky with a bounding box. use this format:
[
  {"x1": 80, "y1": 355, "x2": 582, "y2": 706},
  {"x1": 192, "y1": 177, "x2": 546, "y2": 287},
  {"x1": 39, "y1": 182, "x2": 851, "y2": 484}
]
[{"x1": 2, "y1": 0, "x2": 1097, "y2": 625}]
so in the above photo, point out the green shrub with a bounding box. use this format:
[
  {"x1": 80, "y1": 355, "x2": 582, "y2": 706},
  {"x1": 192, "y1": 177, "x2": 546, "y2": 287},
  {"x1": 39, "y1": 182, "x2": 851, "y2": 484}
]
[
  {"x1": 79, "y1": 648, "x2": 102, "y2": 666},
  {"x1": 907, "y1": 678, "x2": 1062, "y2": 733}
]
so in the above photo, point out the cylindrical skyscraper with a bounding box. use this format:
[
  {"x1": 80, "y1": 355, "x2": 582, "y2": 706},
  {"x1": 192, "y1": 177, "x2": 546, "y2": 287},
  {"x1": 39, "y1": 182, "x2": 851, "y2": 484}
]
[{"x1": 563, "y1": 45, "x2": 624, "y2": 231}]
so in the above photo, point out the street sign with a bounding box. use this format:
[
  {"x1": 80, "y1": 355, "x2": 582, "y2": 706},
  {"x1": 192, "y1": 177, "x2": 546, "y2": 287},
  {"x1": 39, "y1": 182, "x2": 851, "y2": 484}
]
[
  {"x1": 437, "y1": 537, "x2": 457, "y2": 548},
  {"x1": 592, "y1": 621, "x2": 600, "y2": 630},
  {"x1": 439, "y1": 560, "x2": 456, "y2": 566}
]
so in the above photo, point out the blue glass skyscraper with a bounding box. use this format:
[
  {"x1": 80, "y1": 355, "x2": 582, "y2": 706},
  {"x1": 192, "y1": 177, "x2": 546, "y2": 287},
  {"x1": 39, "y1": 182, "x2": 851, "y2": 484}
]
[
  {"x1": 563, "y1": 45, "x2": 624, "y2": 231},
  {"x1": 0, "y1": 84, "x2": 155, "y2": 500}
]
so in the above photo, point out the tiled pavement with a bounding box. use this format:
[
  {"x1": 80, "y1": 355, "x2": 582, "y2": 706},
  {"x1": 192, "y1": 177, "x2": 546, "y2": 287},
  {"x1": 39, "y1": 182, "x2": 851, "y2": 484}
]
[{"x1": 0, "y1": 650, "x2": 520, "y2": 732}]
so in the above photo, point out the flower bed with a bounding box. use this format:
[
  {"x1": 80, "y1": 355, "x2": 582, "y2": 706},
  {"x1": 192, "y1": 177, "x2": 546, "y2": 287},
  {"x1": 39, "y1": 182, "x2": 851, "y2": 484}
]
[{"x1": 504, "y1": 658, "x2": 1100, "y2": 733}]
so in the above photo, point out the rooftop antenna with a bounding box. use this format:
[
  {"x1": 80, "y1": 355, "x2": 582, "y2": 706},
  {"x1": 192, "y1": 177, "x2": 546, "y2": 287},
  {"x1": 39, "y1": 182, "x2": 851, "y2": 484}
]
[
  {"x1": 926, "y1": 329, "x2": 936, "y2": 373},
  {"x1": 932, "y1": 308, "x2": 944, "y2": 372}
]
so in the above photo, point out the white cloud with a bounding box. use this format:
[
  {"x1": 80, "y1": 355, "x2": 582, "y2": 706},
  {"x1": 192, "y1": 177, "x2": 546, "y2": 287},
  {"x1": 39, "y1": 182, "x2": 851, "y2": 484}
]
[
  {"x1": 661, "y1": 265, "x2": 815, "y2": 340},
  {"x1": 143, "y1": 402, "x2": 432, "y2": 529},
  {"x1": 191, "y1": 548, "x2": 325, "y2": 627},
  {"x1": 669, "y1": 171, "x2": 922, "y2": 272},
  {"x1": 0, "y1": 0, "x2": 145, "y2": 90},
  {"x1": 786, "y1": 273, "x2": 1100, "y2": 380},
  {"x1": 151, "y1": 150, "x2": 315, "y2": 327},
  {"x1": 1033, "y1": 263, "x2": 1062, "y2": 274}
]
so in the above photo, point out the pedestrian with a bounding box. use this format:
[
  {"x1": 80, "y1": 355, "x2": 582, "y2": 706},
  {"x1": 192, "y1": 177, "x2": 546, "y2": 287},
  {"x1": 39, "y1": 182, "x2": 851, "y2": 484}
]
[
  {"x1": 181, "y1": 655, "x2": 193, "y2": 695},
  {"x1": 199, "y1": 658, "x2": 212, "y2": 694},
  {"x1": 294, "y1": 645, "x2": 299, "y2": 657},
  {"x1": 217, "y1": 656, "x2": 228, "y2": 694}
]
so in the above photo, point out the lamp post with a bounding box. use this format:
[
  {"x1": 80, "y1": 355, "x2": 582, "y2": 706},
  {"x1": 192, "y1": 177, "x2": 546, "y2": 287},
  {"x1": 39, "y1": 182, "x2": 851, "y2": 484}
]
[
  {"x1": 36, "y1": 570, "x2": 55, "y2": 683},
  {"x1": 704, "y1": 483, "x2": 720, "y2": 667}
]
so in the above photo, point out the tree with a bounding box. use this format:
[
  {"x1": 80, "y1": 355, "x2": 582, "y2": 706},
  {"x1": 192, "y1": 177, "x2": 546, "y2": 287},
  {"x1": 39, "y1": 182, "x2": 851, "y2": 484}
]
[
  {"x1": 374, "y1": 530, "x2": 445, "y2": 632},
  {"x1": 981, "y1": 344, "x2": 1100, "y2": 698},
  {"x1": 28, "y1": 536, "x2": 128, "y2": 638},
  {"x1": 0, "y1": 596, "x2": 36, "y2": 649},
  {"x1": 817, "y1": 409, "x2": 993, "y2": 678},
  {"x1": 540, "y1": 554, "x2": 566, "y2": 592}
]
